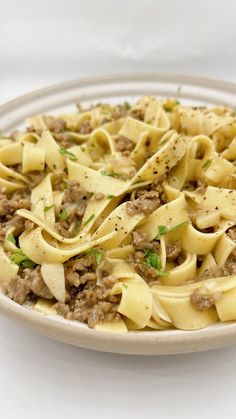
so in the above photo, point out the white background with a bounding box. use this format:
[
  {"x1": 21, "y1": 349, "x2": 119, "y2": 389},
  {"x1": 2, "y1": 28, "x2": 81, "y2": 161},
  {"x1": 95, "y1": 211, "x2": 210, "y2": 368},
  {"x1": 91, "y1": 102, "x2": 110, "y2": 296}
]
[{"x1": 1, "y1": 1, "x2": 236, "y2": 418}]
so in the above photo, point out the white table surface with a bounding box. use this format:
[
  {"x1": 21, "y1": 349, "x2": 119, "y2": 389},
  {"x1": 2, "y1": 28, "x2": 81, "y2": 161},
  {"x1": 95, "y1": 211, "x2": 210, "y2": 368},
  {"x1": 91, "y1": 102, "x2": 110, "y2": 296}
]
[{"x1": 1, "y1": 1, "x2": 236, "y2": 418}]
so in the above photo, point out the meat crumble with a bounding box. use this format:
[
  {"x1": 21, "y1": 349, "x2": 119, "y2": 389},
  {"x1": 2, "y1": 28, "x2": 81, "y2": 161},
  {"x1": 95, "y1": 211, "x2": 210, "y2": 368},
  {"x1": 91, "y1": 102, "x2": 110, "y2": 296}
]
[{"x1": 55, "y1": 180, "x2": 91, "y2": 238}]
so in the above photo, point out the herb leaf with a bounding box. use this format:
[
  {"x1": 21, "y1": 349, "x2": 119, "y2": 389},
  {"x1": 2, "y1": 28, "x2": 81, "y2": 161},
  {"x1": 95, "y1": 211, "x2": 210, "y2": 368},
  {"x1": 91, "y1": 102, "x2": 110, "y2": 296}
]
[
  {"x1": 83, "y1": 214, "x2": 95, "y2": 227},
  {"x1": 44, "y1": 205, "x2": 54, "y2": 212},
  {"x1": 101, "y1": 171, "x2": 119, "y2": 178},
  {"x1": 143, "y1": 249, "x2": 169, "y2": 277},
  {"x1": 156, "y1": 221, "x2": 189, "y2": 238},
  {"x1": 6, "y1": 233, "x2": 16, "y2": 245},
  {"x1": 11, "y1": 249, "x2": 36, "y2": 269},
  {"x1": 202, "y1": 159, "x2": 212, "y2": 171},
  {"x1": 59, "y1": 147, "x2": 77, "y2": 161},
  {"x1": 123, "y1": 283, "x2": 128, "y2": 289},
  {"x1": 86, "y1": 248, "x2": 104, "y2": 265},
  {"x1": 59, "y1": 209, "x2": 69, "y2": 221},
  {"x1": 144, "y1": 249, "x2": 162, "y2": 270},
  {"x1": 107, "y1": 195, "x2": 114, "y2": 199},
  {"x1": 124, "y1": 101, "x2": 131, "y2": 110},
  {"x1": 157, "y1": 225, "x2": 169, "y2": 237}
]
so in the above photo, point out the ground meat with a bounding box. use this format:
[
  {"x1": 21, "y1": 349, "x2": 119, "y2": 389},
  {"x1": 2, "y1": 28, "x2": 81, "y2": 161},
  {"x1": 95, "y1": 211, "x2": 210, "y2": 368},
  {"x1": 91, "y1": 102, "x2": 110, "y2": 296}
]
[
  {"x1": 134, "y1": 263, "x2": 159, "y2": 284},
  {"x1": 7, "y1": 266, "x2": 53, "y2": 304},
  {"x1": 24, "y1": 220, "x2": 35, "y2": 232},
  {"x1": 129, "y1": 230, "x2": 162, "y2": 283},
  {"x1": 64, "y1": 254, "x2": 96, "y2": 288},
  {"x1": 44, "y1": 116, "x2": 66, "y2": 133},
  {"x1": 228, "y1": 227, "x2": 236, "y2": 241},
  {"x1": 166, "y1": 241, "x2": 182, "y2": 262},
  {"x1": 190, "y1": 288, "x2": 215, "y2": 311},
  {"x1": 79, "y1": 121, "x2": 92, "y2": 135},
  {"x1": 132, "y1": 230, "x2": 160, "y2": 252},
  {"x1": 129, "y1": 108, "x2": 145, "y2": 121},
  {"x1": 25, "y1": 267, "x2": 53, "y2": 299},
  {"x1": 126, "y1": 191, "x2": 161, "y2": 216},
  {"x1": 224, "y1": 256, "x2": 236, "y2": 276},
  {"x1": 53, "y1": 132, "x2": 75, "y2": 148},
  {"x1": 55, "y1": 302, "x2": 71, "y2": 317},
  {"x1": 199, "y1": 266, "x2": 224, "y2": 281},
  {"x1": 26, "y1": 126, "x2": 42, "y2": 136},
  {"x1": 0, "y1": 191, "x2": 30, "y2": 217},
  {"x1": 114, "y1": 136, "x2": 134, "y2": 153},
  {"x1": 96, "y1": 260, "x2": 113, "y2": 282},
  {"x1": 63, "y1": 180, "x2": 90, "y2": 204},
  {"x1": 112, "y1": 105, "x2": 127, "y2": 120},
  {"x1": 55, "y1": 181, "x2": 91, "y2": 237},
  {"x1": 94, "y1": 192, "x2": 105, "y2": 201},
  {"x1": 25, "y1": 171, "x2": 45, "y2": 187},
  {"x1": 0, "y1": 229, "x2": 6, "y2": 243},
  {"x1": 0, "y1": 190, "x2": 31, "y2": 241},
  {"x1": 7, "y1": 275, "x2": 31, "y2": 305},
  {"x1": 53, "y1": 255, "x2": 121, "y2": 328}
]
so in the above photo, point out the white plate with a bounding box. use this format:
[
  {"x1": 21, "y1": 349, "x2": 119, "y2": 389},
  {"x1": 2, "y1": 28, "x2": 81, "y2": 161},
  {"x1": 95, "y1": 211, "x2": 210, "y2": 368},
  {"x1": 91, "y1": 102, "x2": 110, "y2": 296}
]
[{"x1": 1, "y1": 73, "x2": 236, "y2": 355}]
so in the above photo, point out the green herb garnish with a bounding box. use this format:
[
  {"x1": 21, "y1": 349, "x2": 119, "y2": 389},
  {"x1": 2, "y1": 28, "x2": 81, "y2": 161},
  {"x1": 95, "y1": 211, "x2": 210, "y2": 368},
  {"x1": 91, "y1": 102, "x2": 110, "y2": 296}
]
[
  {"x1": 83, "y1": 214, "x2": 95, "y2": 227},
  {"x1": 144, "y1": 249, "x2": 162, "y2": 270},
  {"x1": 107, "y1": 195, "x2": 114, "y2": 199},
  {"x1": 123, "y1": 283, "x2": 128, "y2": 289},
  {"x1": 143, "y1": 249, "x2": 169, "y2": 277},
  {"x1": 124, "y1": 101, "x2": 131, "y2": 110},
  {"x1": 59, "y1": 147, "x2": 77, "y2": 161},
  {"x1": 163, "y1": 105, "x2": 172, "y2": 112},
  {"x1": 86, "y1": 248, "x2": 104, "y2": 265},
  {"x1": 202, "y1": 159, "x2": 212, "y2": 171},
  {"x1": 11, "y1": 249, "x2": 36, "y2": 269},
  {"x1": 59, "y1": 209, "x2": 69, "y2": 221},
  {"x1": 6, "y1": 233, "x2": 16, "y2": 245},
  {"x1": 101, "y1": 171, "x2": 119, "y2": 178},
  {"x1": 44, "y1": 205, "x2": 54, "y2": 212},
  {"x1": 157, "y1": 225, "x2": 169, "y2": 236},
  {"x1": 156, "y1": 221, "x2": 189, "y2": 238}
]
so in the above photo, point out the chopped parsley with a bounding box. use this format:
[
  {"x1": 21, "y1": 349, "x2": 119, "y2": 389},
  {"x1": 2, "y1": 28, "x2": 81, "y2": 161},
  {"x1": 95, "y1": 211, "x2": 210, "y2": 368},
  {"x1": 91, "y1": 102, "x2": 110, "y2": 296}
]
[
  {"x1": 124, "y1": 101, "x2": 131, "y2": 110},
  {"x1": 123, "y1": 283, "x2": 128, "y2": 289},
  {"x1": 156, "y1": 221, "x2": 189, "y2": 238},
  {"x1": 44, "y1": 205, "x2": 54, "y2": 212},
  {"x1": 86, "y1": 248, "x2": 104, "y2": 265},
  {"x1": 143, "y1": 249, "x2": 169, "y2": 277},
  {"x1": 101, "y1": 171, "x2": 119, "y2": 178},
  {"x1": 59, "y1": 209, "x2": 69, "y2": 221},
  {"x1": 202, "y1": 159, "x2": 212, "y2": 171},
  {"x1": 59, "y1": 147, "x2": 77, "y2": 161},
  {"x1": 11, "y1": 249, "x2": 36, "y2": 269},
  {"x1": 6, "y1": 233, "x2": 16, "y2": 245},
  {"x1": 107, "y1": 195, "x2": 114, "y2": 199},
  {"x1": 144, "y1": 249, "x2": 162, "y2": 270},
  {"x1": 83, "y1": 214, "x2": 95, "y2": 227},
  {"x1": 157, "y1": 225, "x2": 169, "y2": 236}
]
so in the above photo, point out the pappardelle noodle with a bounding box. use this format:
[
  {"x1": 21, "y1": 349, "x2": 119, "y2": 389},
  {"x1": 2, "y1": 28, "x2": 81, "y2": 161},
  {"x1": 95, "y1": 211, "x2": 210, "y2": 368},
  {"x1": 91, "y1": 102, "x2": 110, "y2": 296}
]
[{"x1": 0, "y1": 96, "x2": 235, "y2": 333}]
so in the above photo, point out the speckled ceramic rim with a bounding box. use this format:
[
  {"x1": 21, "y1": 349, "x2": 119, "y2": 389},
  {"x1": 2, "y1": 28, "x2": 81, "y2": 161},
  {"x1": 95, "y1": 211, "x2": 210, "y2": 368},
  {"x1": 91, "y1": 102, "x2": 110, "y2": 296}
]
[{"x1": 0, "y1": 73, "x2": 236, "y2": 355}]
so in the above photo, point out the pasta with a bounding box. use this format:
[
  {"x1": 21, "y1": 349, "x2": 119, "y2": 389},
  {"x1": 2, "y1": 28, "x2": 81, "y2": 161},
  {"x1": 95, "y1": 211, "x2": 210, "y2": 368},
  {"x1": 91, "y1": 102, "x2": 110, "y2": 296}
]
[{"x1": 0, "y1": 97, "x2": 235, "y2": 333}]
